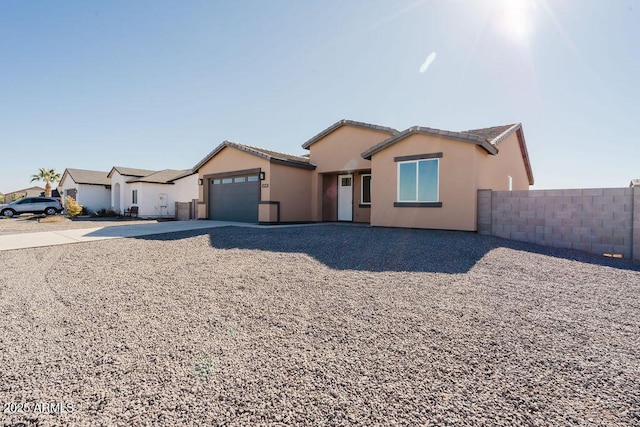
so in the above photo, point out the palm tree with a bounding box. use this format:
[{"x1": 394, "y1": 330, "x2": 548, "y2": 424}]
[{"x1": 30, "y1": 168, "x2": 61, "y2": 197}]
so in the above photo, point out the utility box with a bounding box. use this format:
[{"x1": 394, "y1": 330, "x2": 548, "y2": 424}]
[{"x1": 158, "y1": 193, "x2": 168, "y2": 208}]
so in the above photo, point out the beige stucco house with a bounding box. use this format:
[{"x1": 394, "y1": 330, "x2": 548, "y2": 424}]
[{"x1": 193, "y1": 119, "x2": 534, "y2": 231}]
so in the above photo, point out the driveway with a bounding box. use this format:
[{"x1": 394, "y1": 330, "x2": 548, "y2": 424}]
[{"x1": 0, "y1": 225, "x2": 638, "y2": 426}]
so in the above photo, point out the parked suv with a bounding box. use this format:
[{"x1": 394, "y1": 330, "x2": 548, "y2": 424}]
[{"x1": 1, "y1": 197, "x2": 64, "y2": 217}]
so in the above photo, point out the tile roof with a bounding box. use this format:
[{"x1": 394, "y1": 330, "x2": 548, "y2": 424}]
[
  {"x1": 361, "y1": 122, "x2": 533, "y2": 185},
  {"x1": 301, "y1": 119, "x2": 399, "y2": 149},
  {"x1": 193, "y1": 141, "x2": 315, "y2": 171},
  {"x1": 465, "y1": 123, "x2": 521, "y2": 146},
  {"x1": 127, "y1": 169, "x2": 194, "y2": 184},
  {"x1": 3, "y1": 186, "x2": 45, "y2": 195},
  {"x1": 62, "y1": 168, "x2": 111, "y2": 186},
  {"x1": 109, "y1": 166, "x2": 159, "y2": 178},
  {"x1": 630, "y1": 179, "x2": 640, "y2": 187}
]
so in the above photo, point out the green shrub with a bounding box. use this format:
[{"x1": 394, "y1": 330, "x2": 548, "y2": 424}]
[{"x1": 65, "y1": 196, "x2": 83, "y2": 217}]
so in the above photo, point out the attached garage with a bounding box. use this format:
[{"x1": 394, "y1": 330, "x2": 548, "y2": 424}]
[
  {"x1": 193, "y1": 141, "x2": 315, "y2": 223},
  {"x1": 208, "y1": 172, "x2": 260, "y2": 222}
]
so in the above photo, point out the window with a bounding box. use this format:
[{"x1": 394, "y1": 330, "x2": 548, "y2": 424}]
[
  {"x1": 341, "y1": 177, "x2": 352, "y2": 186},
  {"x1": 222, "y1": 178, "x2": 233, "y2": 184},
  {"x1": 361, "y1": 174, "x2": 371, "y2": 205},
  {"x1": 508, "y1": 175, "x2": 513, "y2": 191},
  {"x1": 247, "y1": 175, "x2": 259, "y2": 182},
  {"x1": 234, "y1": 176, "x2": 246, "y2": 183},
  {"x1": 397, "y1": 159, "x2": 439, "y2": 202},
  {"x1": 132, "y1": 190, "x2": 138, "y2": 204},
  {"x1": 212, "y1": 179, "x2": 221, "y2": 185}
]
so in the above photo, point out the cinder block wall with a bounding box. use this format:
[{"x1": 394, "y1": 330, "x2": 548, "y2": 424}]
[{"x1": 477, "y1": 187, "x2": 638, "y2": 260}]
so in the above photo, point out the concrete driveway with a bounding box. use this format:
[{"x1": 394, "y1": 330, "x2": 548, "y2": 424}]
[{"x1": 0, "y1": 220, "x2": 320, "y2": 251}]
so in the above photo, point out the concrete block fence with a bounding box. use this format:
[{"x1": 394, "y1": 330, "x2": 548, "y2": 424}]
[{"x1": 478, "y1": 187, "x2": 639, "y2": 261}]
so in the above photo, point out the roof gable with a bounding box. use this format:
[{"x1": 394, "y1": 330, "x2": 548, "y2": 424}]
[
  {"x1": 301, "y1": 119, "x2": 399, "y2": 149},
  {"x1": 127, "y1": 169, "x2": 195, "y2": 184},
  {"x1": 61, "y1": 168, "x2": 111, "y2": 186},
  {"x1": 193, "y1": 141, "x2": 315, "y2": 171},
  {"x1": 107, "y1": 166, "x2": 158, "y2": 179},
  {"x1": 361, "y1": 122, "x2": 534, "y2": 185}
]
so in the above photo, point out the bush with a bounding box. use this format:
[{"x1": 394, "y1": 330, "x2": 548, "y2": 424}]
[
  {"x1": 92, "y1": 208, "x2": 118, "y2": 218},
  {"x1": 81, "y1": 206, "x2": 91, "y2": 216},
  {"x1": 65, "y1": 196, "x2": 83, "y2": 217}
]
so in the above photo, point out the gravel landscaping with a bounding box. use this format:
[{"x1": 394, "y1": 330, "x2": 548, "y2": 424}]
[
  {"x1": 0, "y1": 216, "x2": 160, "y2": 235},
  {"x1": 1, "y1": 225, "x2": 639, "y2": 426}
]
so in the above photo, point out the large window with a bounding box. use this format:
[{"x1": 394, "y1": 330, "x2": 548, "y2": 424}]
[
  {"x1": 361, "y1": 174, "x2": 371, "y2": 205},
  {"x1": 397, "y1": 159, "x2": 439, "y2": 202},
  {"x1": 132, "y1": 190, "x2": 138, "y2": 204}
]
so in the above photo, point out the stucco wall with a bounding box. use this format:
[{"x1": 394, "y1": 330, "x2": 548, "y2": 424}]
[
  {"x1": 308, "y1": 125, "x2": 390, "y2": 222},
  {"x1": 370, "y1": 134, "x2": 480, "y2": 231},
  {"x1": 477, "y1": 131, "x2": 530, "y2": 191},
  {"x1": 76, "y1": 185, "x2": 111, "y2": 213},
  {"x1": 478, "y1": 187, "x2": 639, "y2": 260},
  {"x1": 269, "y1": 163, "x2": 312, "y2": 222},
  {"x1": 128, "y1": 183, "x2": 177, "y2": 218},
  {"x1": 172, "y1": 174, "x2": 198, "y2": 202}
]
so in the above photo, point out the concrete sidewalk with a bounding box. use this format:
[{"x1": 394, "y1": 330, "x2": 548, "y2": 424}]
[{"x1": 0, "y1": 220, "x2": 320, "y2": 251}]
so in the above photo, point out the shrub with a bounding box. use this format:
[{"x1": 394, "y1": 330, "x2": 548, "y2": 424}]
[
  {"x1": 81, "y1": 206, "x2": 91, "y2": 216},
  {"x1": 65, "y1": 196, "x2": 83, "y2": 217},
  {"x1": 92, "y1": 208, "x2": 118, "y2": 218}
]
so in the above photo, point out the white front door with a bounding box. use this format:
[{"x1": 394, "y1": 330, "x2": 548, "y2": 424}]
[{"x1": 338, "y1": 174, "x2": 353, "y2": 221}]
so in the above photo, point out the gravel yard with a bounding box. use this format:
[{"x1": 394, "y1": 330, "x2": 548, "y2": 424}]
[
  {"x1": 1, "y1": 225, "x2": 639, "y2": 426},
  {"x1": 0, "y1": 216, "x2": 159, "y2": 235}
]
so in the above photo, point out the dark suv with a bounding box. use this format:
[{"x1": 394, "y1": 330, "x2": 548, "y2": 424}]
[{"x1": 1, "y1": 197, "x2": 64, "y2": 217}]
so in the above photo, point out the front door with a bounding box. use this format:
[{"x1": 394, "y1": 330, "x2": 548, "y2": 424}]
[{"x1": 337, "y1": 174, "x2": 353, "y2": 221}]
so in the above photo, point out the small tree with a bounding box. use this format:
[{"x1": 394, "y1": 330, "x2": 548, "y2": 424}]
[
  {"x1": 30, "y1": 168, "x2": 61, "y2": 197},
  {"x1": 65, "y1": 196, "x2": 83, "y2": 217}
]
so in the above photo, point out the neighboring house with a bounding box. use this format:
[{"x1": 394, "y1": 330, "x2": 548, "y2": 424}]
[
  {"x1": 630, "y1": 179, "x2": 640, "y2": 187},
  {"x1": 2, "y1": 186, "x2": 46, "y2": 202},
  {"x1": 58, "y1": 168, "x2": 112, "y2": 213},
  {"x1": 192, "y1": 119, "x2": 534, "y2": 231},
  {"x1": 108, "y1": 167, "x2": 198, "y2": 218}
]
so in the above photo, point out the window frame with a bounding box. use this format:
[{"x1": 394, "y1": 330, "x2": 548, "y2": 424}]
[
  {"x1": 132, "y1": 190, "x2": 138, "y2": 204},
  {"x1": 396, "y1": 158, "x2": 440, "y2": 203},
  {"x1": 360, "y1": 174, "x2": 371, "y2": 206}
]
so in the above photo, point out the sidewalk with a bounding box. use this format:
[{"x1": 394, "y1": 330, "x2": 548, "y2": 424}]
[{"x1": 0, "y1": 220, "x2": 320, "y2": 251}]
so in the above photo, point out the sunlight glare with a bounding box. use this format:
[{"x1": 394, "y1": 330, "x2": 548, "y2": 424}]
[{"x1": 498, "y1": 0, "x2": 535, "y2": 44}]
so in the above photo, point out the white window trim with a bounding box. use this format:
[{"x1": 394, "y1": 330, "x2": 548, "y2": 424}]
[
  {"x1": 396, "y1": 158, "x2": 440, "y2": 202},
  {"x1": 361, "y1": 174, "x2": 371, "y2": 205}
]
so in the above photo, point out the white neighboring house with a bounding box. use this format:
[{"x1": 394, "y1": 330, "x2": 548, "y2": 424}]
[
  {"x1": 58, "y1": 168, "x2": 112, "y2": 213},
  {"x1": 108, "y1": 167, "x2": 198, "y2": 218}
]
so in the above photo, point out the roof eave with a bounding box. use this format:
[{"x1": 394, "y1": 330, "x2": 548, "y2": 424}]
[{"x1": 302, "y1": 119, "x2": 398, "y2": 150}]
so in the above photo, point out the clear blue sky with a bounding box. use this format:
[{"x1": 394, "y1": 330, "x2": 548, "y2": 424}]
[{"x1": 1, "y1": 0, "x2": 638, "y2": 193}]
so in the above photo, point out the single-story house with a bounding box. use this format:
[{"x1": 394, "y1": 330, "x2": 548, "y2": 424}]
[
  {"x1": 630, "y1": 179, "x2": 640, "y2": 187},
  {"x1": 108, "y1": 167, "x2": 198, "y2": 218},
  {"x1": 58, "y1": 168, "x2": 112, "y2": 213},
  {"x1": 193, "y1": 119, "x2": 534, "y2": 231},
  {"x1": 2, "y1": 186, "x2": 46, "y2": 202}
]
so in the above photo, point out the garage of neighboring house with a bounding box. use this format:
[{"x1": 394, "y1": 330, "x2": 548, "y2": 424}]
[{"x1": 193, "y1": 141, "x2": 315, "y2": 223}]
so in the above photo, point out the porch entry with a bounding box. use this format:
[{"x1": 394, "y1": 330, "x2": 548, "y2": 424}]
[{"x1": 338, "y1": 174, "x2": 353, "y2": 221}]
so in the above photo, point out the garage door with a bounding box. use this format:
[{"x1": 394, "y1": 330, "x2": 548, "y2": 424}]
[{"x1": 208, "y1": 173, "x2": 260, "y2": 222}]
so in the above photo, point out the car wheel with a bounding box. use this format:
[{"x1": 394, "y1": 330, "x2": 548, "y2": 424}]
[
  {"x1": 2, "y1": 209, "x2": 16, "y2": 218},
  {"x1": 44, "y1": 207, "x2": 57, "y2": 216}
]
